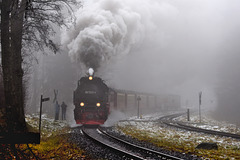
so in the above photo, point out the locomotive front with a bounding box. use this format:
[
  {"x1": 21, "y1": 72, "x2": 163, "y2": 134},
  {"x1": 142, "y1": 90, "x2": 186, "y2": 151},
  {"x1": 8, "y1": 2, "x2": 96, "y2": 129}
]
[{"x1": 73, "y1": 69, "x2": 109, "y2": 125}]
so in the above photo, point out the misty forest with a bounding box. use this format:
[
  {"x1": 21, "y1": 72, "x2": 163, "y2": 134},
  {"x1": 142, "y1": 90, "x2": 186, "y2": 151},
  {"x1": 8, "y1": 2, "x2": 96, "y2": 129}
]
[{"x1": 0, "y1": 0, "x2": 240, "y2": 159}]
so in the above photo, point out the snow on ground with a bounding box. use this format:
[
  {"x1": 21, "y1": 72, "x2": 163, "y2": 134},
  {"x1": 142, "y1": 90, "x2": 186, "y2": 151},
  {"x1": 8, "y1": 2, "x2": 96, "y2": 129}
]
[
  {"x1": 118, "y1": 119, "x2": 240, "y2": 147},
  {"x1": 175, "y1": 114, "x2": 240, "y2": 134},
  {"x1": 116, "y1": 111, "x2": 240, "y2": 159},
  {"x1": 25, "y1": 113, "x2": 69, "y2": 137},
  {"x1": 127, "y1": 112, "x2": 165, "y2": 121}
]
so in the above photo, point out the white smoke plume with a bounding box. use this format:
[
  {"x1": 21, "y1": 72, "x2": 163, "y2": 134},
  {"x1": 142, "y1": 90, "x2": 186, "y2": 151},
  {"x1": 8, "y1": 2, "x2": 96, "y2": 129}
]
[
  {"x1": 88, "y1": 68, "x2": 94, "y2": 76},
  {"x1": 61, "y1": 0, "x2": 171, "y2": 71},
  {"x1": 102, "y1": 110, "x2": 128, "y2": 127}
]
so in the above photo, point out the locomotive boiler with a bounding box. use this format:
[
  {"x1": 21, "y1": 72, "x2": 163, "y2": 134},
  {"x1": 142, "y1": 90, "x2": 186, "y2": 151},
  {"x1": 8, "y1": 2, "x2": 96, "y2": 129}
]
[{"x1": 73, "y1": 68, "x2": 110, "y2": 125}]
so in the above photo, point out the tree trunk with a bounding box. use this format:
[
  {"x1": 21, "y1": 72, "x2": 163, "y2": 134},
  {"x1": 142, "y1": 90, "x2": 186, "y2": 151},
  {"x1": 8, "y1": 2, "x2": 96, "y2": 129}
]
[{"x1": 1, "y1": 0, "x2": 27, "y2": 133}]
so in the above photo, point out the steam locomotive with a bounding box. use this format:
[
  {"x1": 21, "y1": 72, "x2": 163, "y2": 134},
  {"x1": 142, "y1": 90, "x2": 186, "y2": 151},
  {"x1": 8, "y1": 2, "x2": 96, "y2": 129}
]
[{"x1": 73, "y1": 69, "x2": 110, "y2": 125}]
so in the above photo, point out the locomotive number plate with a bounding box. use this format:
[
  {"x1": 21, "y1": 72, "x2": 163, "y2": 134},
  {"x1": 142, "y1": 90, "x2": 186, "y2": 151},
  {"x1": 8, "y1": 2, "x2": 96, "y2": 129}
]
[{"x1": 85, "y1": 91, "x2": 97, "y2": 94}]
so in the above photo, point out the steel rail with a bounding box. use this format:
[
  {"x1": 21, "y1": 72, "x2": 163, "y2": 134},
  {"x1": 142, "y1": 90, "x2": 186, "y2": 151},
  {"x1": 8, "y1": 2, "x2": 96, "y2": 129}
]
[
  {"x1": 160, "y1": 113, "x2": 240, "y2": 140},
  {"x1": 82, "y1": 127, "x2": 145, "y2": 160},
  {"x1": 98, "y1": 127, "x2": 184, "y2": 160},
  {"x1": 176, "y1": 122, "x2": 240, "y2": 139}
]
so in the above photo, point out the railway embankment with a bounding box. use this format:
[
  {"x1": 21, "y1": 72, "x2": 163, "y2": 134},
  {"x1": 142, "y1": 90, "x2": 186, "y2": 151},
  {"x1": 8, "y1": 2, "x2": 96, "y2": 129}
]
[
  {"x1": 2, "y1": 113, "x2": 239, "y2": 159},
  {"x1": 115, "y1": 113, "x2": 240, "y2": 159}
]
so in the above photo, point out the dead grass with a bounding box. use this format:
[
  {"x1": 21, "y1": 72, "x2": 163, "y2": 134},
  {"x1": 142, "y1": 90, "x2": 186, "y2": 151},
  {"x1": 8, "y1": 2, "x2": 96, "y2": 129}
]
[{"x1": 117, "y1": 122, "x2": 240, "y2": 160}]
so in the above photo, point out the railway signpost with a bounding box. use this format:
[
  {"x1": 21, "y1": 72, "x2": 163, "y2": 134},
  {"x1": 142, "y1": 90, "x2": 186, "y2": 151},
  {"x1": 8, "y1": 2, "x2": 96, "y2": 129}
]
[{"x1": 39, "y1": 95, "x2": 50, "y2": 139}]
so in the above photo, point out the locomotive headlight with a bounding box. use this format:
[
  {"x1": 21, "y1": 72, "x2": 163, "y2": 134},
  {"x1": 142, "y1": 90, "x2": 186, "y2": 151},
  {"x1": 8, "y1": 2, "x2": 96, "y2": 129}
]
[
  {"x1": 89, "y1": 76, "x2": 93, "y2": 80},
  {"x1": 80, "y1": 102, "x2": 85, "y2": 107},
  {"x1": 96, "y1": 103, "x2": 101, "y2": 107}
]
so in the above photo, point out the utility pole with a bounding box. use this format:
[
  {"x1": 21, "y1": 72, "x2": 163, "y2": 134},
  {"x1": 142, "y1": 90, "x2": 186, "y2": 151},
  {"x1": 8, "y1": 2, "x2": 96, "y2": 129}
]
[
  {"x1": 187, "y1": 108, "x2": 190, "y2": 121},
  {"x1": 199, "y1": 91, "x2": 202, "y2": 123},
  {"x1": 137, "y1": 96, "x2": 141, "y2": 118}
]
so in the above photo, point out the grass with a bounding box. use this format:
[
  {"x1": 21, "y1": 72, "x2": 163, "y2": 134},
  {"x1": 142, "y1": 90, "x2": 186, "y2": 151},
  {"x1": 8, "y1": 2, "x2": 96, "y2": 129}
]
[
  {"x1": 17, "y1": 114, "x2": 91, "y2": 159},
  {"x1": 117, "y1": 121, "x2": 240, "y2": 160},
  {"x1": 23, "y1": 134, "x2": 88, "y2": 159}
]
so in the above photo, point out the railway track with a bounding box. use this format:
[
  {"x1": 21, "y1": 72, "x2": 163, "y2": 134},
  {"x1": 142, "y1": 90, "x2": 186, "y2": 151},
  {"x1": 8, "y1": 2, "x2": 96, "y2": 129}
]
[
  {"x1": 160, "y1": 113, "x2": 240, "y2": 139},
  {"x1": 82, "y1": 126, "x2": 184, "y2": 160}
]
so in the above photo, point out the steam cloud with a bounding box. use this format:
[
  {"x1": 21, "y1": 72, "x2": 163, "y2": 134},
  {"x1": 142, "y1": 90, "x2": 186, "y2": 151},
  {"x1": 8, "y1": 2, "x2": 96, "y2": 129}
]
[
  {"x1": 62, "y1": 0, "x2": 151, "y2": 71},
  {"x1": 60, "y1": 0, "x2": 240, "y2": 123}
]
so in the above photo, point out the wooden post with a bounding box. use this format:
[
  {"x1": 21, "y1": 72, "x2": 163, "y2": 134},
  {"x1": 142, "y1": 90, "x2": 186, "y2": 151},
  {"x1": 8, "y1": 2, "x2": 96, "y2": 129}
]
[
  {"x1": 154, "y1": 96, "x2": 157, "y2": 108},
  {"x1": 146, "y1": 96, "x2": 149, "y2": 107},
  {"x1": 199, "y1": 91, "x2": 202, "y2": 123},
  {"x1": 39, "y1": 95, "x2": 50, "y2": 138},
  {"x1": 125, "y1": 93, "x2": 127, "y2": 108},
  {"x1": 39, "y1": 95, "x2": 43, "y2": 136},
  {"x1": 114, "y1": 92, "x2": 117, "y2": 109},
  {"x1": 137, "y1": 96, "x2": 141, "y2": 118},
  {"x1": 135, "y1": 94, "x2": 137, "y2": 107}
]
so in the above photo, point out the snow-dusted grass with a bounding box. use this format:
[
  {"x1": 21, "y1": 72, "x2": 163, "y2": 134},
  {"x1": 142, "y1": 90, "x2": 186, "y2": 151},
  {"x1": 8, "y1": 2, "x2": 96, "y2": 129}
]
[
  {"x1": 24, "y1": 114, "x2": 88, "y2": 159},
  {"x1": 176, "y1": 114, "x2": 240, "y2": 135},
  {"x1": 25, "y1": 113, "x2": 69, "y2": 138},
  {"x1": 116, "y1": 113, "x2": 240, "y2": 160}
]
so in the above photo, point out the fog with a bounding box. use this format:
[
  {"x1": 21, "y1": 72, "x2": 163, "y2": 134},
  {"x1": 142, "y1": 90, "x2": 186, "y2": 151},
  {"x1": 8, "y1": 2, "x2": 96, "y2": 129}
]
[{"x1": 28, "y1": 0, "x2": 240, "y2": 124}]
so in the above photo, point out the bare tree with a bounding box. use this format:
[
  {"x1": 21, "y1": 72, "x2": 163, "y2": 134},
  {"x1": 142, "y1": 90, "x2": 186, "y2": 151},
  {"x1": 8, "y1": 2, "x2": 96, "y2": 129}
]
[
  {"x1": 23, "y1": 0, "x2": 78, "y2": 54},
  {"x1": 22, "y1": 0, "x2": 79, "y2": 111},
  {"x1": 1, "y1": 0, "x2": 27, "y2": 132},
  {"x1": 0, "y1": 0, "x2": 79, "y2": 133}
]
